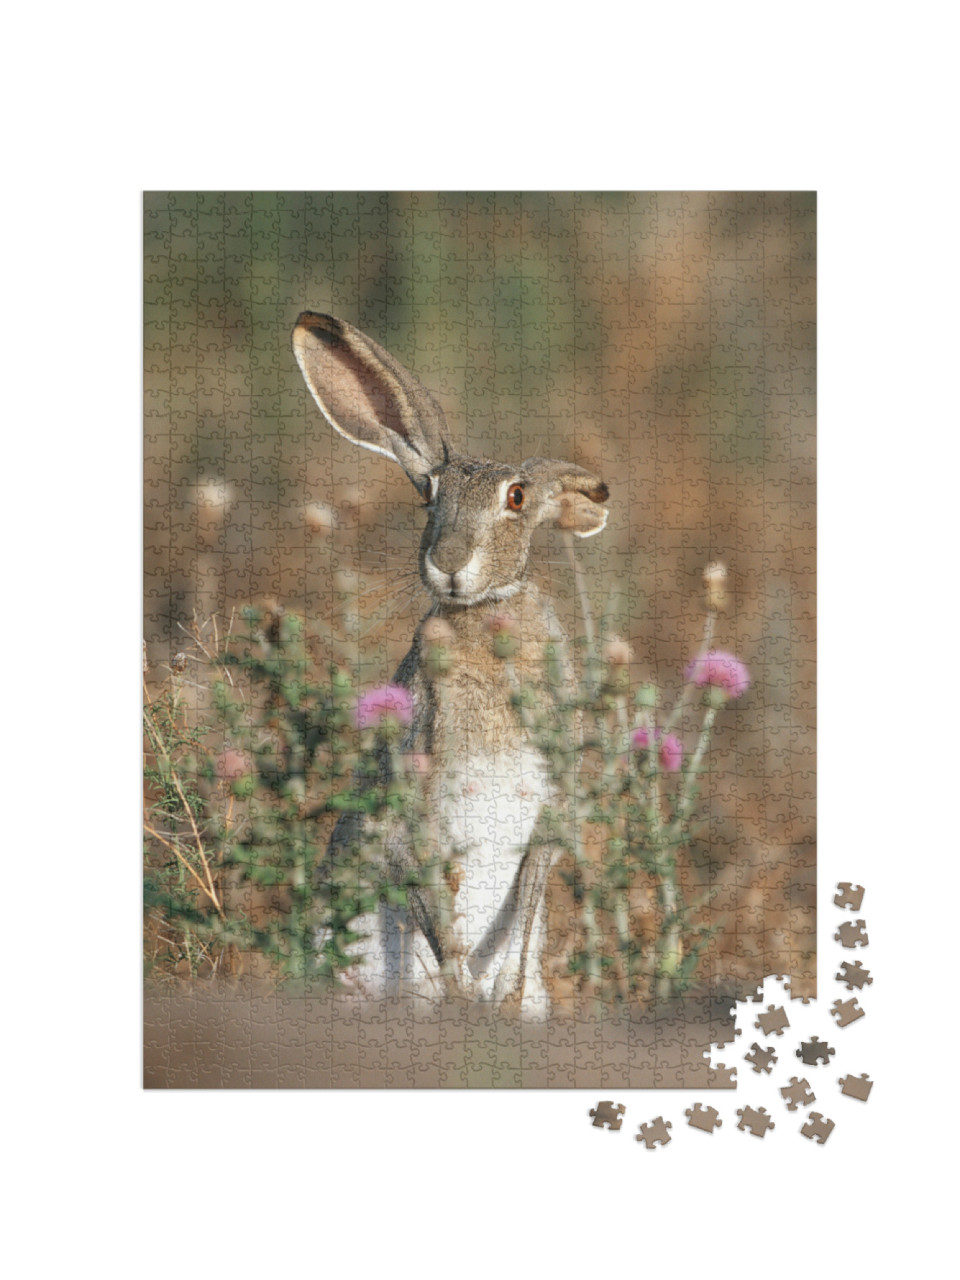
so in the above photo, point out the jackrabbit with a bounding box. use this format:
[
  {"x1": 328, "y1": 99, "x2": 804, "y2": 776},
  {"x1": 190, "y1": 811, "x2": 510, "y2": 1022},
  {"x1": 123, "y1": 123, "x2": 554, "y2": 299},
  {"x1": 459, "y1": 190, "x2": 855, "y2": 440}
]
[{"x1": 293, "y1": 313, "x2": 609, "y2": 1017}]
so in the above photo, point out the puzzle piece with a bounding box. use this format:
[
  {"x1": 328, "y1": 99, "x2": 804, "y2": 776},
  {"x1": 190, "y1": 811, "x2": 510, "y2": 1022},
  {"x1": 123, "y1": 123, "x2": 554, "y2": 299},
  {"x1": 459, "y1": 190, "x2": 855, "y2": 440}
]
[
  {"x1": 834, "y1": 882, "x2": 865, "y2": 911},
  {"x1": 589, "y1": 1101, "x2": 626, "y2": 1130},
  {"x1": 745, "y1": 1042, "x2": 778, "y2": 1074},
  {"x1": 835, "y1": 920, "x2": 869, "y2": 948},
  {"x1": 780, "y1": 1076, "x2": 816, "y2": 1111},
  {"x1": 685, "y1": 1103, "x2": 723, "y2": 1133},
  {"x1": 831, "y1": 997, "x2": 865, "y2": 1028},
  {"x1": 839, "y1": 1073, "x2": 874, "y2": 1101},
  {"x1": 796, "y1": 1036, "x2": 836, "y2": 1066},
  {"x1": 737, "y1": 1106, "x2": 776, "y2": 1138},
  {"x1": 636, "y1": 1117, "x2": 673, "y2": 1148},
  {"x1": 754, "y1": 1005, "x2": 790, "y2": 1037},
  {"x1": 801, "y1": 1112, "x2": 835, "y2": 1144},
  {"x1": 836, "y1": 960, "x2": 873, "y2": 990}
]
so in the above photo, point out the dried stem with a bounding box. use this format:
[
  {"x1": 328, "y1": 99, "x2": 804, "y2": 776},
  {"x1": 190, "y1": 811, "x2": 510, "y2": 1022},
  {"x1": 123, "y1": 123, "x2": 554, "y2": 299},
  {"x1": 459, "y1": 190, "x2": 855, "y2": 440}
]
[
  {"x1": 143, "y1": 820, "x2": 224, "y2": 917},
  {"x1": 143, "y1": 676, "x2": 224, "y2": 918},
  {"x1": 663, "y1": 607, "x2": 717, "y2": 734}
]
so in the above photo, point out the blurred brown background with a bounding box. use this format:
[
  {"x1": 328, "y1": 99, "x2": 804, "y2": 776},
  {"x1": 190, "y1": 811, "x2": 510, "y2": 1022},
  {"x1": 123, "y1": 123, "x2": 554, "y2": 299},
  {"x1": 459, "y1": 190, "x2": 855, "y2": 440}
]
[{"x1": 144, "y1": 191, "x2": 816, "y2": 1001}]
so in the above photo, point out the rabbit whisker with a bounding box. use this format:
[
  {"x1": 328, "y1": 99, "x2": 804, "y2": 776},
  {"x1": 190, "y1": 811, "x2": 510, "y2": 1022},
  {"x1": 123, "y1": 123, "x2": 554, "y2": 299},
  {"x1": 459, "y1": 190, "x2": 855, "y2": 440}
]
[
  {"x1": 359, "y1": 585, "x2": 428, "y2": 639},
  {"x1": 354, "y1": 573, "x2": 421, "y2": 601}
]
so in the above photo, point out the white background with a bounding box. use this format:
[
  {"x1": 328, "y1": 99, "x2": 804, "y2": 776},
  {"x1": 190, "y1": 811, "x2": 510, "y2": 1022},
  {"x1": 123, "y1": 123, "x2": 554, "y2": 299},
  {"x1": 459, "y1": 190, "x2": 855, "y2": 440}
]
[{"x1": 5, "y1": 3, "x2": 956, "y2": 1276}]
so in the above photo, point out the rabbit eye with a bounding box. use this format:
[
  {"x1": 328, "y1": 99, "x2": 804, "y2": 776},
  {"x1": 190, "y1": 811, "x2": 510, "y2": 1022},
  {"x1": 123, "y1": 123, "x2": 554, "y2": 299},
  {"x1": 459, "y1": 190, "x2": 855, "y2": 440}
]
[{"x1": 506, "y1": 484, "x2": 525, "y2": 512}]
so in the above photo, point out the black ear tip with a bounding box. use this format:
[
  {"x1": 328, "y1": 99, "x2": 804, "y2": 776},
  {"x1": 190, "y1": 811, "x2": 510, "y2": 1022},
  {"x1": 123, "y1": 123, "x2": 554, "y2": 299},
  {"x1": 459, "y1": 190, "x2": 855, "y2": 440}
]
[{"x1": 294, "y1": 312, "x2": 343, "y2": 345}]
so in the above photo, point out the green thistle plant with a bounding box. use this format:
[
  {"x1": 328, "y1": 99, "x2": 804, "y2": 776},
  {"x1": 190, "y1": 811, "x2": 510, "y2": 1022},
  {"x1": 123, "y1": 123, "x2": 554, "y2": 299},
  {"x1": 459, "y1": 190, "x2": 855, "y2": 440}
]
[{"x1": 144, "y1": 560, "x2": 749, "y2": 1006}]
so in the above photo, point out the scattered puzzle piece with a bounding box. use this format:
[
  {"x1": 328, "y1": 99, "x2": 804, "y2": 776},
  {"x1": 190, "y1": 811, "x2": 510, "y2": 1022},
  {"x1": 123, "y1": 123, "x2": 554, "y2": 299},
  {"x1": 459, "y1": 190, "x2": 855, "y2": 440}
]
[
  {"x1": 685, "y1": 1103, "x2": 722, "y2": 1133},
  {"x1": 796, "y1": 1036, "x2": 836, "y2": 1066},
  {"x1": 636, "y1": 1117, "x2": 673, "y2": 1148},
  {"x1": 835, "y1": 919, "x2": 869, "y2": 948},
  {"x1": 836, "y1": 960, "x2": 873, "y2": 990},
  {"x1": 831, "y1": 997, "x2": 865, "y2": 1028},
  {"x1": 839, "y1": 1073, "x2": 874, "y2": 1101},
  {"x1": 737, "y1": 1106, "x2": 776, "y2": 1138},
  {"x1": 780, "y1": 1076, "x2": 816, "y2": 1111},
  {"x1": 589, "y1": 1101, "x2": 626, "y2": 1130},
  {"x1": 834, "y1": 882, "x2": 865, "y2": 911},
  {"x1": 745, "y1": 1042, "x2": 778, "y2": 1074},
  {"x1": 754, "y1": 1005, "x2": 790, "y2": 1037},
  {"x1": 801, "y1": 1112, "x2": 835, "y2": 1144}
]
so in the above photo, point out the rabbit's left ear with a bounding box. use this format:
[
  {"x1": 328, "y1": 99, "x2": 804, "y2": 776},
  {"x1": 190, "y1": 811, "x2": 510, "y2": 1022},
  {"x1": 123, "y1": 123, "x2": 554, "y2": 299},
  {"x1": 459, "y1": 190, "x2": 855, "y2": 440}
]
[
  {"x1": 292, "y1": 312, "x2": 450, "y2": 495},
  {"x1": 522, "y1": 458, "x2": 610, "y2": 537}
]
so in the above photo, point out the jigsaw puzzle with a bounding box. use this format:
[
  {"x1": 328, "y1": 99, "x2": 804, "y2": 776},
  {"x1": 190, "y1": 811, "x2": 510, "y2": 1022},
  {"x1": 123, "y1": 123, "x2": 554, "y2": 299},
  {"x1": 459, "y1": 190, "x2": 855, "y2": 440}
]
[
  {"x1": 143, "y1": 192, "x2": 816, "y2": 1088},
  {"x1": 780, "y1": 1077, "x2": 816, "y2": 1111},
  {"x1": 701, "y1": 971, "x2": 876, "y2": 1146},
  {"x1": 836, "y1": 960, "x2": 873, "y2": 990},
  {"x1": 831, "y1": 997, "x2": 866, "y2": 1028},
  {"x1": 839, "y1": 1073, "x2": 874, "y2": 1101},
  {"x1": 835, "y1": 920, "x2": 870, "y2": 949},
  {"x1": 797, "y1": 1036, "x2": 836, "y2": 1066},
  {"x1": 636, "y1": 1117, "x2": 673, "y2": 1148},
  {"x1": 685, "y1": 1103, "x2": 723, "y2": 1133},
  {"x1": 590, "y1": 1101, "x2": 626, "y2": 1130},
  {"x1": 801, "y1": 1113, "x2": 836, "y2": 1145},
  {"x1": 736, "y1": 1106, "x2": 776, "y2": 1138},
  {"x1": 755, "y1": 1005, "x2": 791, "y2": 1038},
  {"x1": 744, "y1": 1043, "x2": 778, "y2": 1074},
  {"x1": 834, "y1": 882, "x2": 865, "y2": 911}
]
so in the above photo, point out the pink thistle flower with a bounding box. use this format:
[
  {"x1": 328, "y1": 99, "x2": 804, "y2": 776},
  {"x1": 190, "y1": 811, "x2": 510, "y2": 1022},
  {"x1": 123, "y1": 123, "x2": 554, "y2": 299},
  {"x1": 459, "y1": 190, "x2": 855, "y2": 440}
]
[
  {"x1": 631, "y1": 727, "x2": 684, "y2": 772},
  {"x1": 685, "y1": 650, "x2": 750, "y2": 699},
  {"x1": 354, "y1": 684, "x2": 414, "y2": 730},
  {"x1": 658, "y1": 732, "x2": 684, "y2": 772}
]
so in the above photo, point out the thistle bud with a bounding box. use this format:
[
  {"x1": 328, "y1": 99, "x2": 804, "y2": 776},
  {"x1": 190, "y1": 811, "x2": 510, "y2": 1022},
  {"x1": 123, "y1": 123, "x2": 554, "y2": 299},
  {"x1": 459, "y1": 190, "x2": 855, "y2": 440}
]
[
  {"x1": 634, "y1": 683, "x2": 658, "y2": 710},
  {"x1": 486, "y1": 612, "x2": 520, "y2": 660},
  {"x1": 601, "y1": 635, "x2": 633, "y2": 693},
  {"x1": 304, "y1": 501, "x2": 338, "y2": 534},
  {"x1": 421, "y1": 616, "x2": 455, "y2": 676},
  {"x1": 195, "y1": 480, "x2": 233, "y2": 547}
]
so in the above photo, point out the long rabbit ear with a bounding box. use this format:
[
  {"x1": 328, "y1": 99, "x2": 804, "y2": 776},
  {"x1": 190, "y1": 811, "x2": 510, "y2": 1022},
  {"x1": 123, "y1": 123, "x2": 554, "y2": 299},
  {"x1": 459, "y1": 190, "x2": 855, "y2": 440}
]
[
  {"x1": 293, "y1": 312, "x2": 451, "y2": 494},
  {"x1": 522, "y1": 457, "x2": 610, "y2": 537}
]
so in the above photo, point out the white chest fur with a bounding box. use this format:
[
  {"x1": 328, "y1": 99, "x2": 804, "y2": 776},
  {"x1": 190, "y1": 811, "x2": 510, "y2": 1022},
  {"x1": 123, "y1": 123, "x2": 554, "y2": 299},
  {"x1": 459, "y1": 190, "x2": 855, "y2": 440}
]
[{"x1": 437, "y1": 747, "x2": 551, "y2": 972}]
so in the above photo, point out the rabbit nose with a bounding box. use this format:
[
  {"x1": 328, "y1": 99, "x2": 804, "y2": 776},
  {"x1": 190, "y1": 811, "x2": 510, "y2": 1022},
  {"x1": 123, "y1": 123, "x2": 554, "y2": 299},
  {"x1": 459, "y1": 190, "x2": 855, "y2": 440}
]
[
  {"x1": 424, "y1": 547, "x2": 483, "y2": 596},
  {"x1": 427, "y1": 536, "x2": 476, "y2": 577}
]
